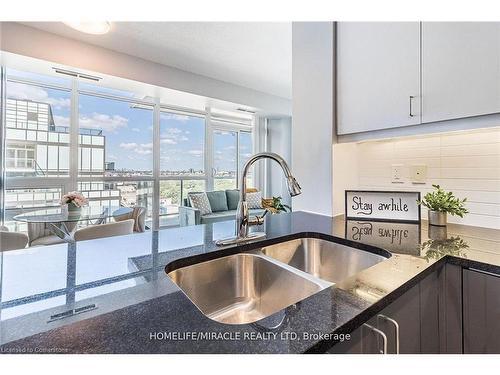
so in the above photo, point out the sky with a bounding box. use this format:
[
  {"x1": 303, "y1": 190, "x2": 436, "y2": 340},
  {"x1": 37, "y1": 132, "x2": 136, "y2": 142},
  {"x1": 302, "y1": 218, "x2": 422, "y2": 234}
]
[{"x1": 6, "y1": 69, "x2": 252, "y2": 173}]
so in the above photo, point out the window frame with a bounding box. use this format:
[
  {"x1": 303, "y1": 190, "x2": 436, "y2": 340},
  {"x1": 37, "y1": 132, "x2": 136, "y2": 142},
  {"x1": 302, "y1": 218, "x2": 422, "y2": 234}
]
[{"x1": 210, "y1": 119, "x2": 254, "y2": 190}]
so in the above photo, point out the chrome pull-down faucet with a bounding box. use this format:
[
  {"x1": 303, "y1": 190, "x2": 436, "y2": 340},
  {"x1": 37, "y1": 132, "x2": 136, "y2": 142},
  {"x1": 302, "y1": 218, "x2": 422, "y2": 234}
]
[{"x1": 216, "y1": 152, "x2": 301, "y2": 246}]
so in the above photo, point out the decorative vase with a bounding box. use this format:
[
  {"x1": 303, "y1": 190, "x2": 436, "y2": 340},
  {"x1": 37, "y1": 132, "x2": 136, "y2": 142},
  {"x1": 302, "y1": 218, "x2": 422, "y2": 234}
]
[
  {"x1": 67, "y1": 203, "x2": 81, "y2": 216},
  {"x1": 428, "y1": 210, "x2": 447, "y2": 226}
]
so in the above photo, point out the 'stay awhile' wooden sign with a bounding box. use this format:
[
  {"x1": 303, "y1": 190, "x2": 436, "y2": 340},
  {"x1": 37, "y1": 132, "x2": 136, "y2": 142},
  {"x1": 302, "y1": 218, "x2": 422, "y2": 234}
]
[{"x1": 345, "y1": 190, "x2": 421, "y2": 223}]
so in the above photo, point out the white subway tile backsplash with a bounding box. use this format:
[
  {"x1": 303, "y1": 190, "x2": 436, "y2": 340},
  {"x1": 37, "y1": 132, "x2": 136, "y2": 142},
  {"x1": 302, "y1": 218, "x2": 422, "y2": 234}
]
[
  {"x1": 441, "y1": 155, "x2": 500, "y2": 168},
  {"x1": 360, "y1": 167, "x2": 392, "y2": 178},
  {"x1": 441, "y1": 128, "x2": 500, "y2": 146},
  {"x1": 441, "y1": 143, "x2": 500, "y2": 156},
  {"x1": 352, "y1": 127, "x2": 500, "y2": 229},
  {"x1": 441, "y1": 167, "x2": 500, "y2": 179},
  {"x1": 465, "y1": 202, "x2": 500, "y2": 216},
  {"x1": 358, "y1": 143, "x2": 394, "y2": 160},
  {"x1": 458, "y1": 190, "x2": 500, "y2": 204},
  {"x1": 394, "y1": 146, "x2": 441, "y2": 159},
  {"x1": 446, "y1": 213, "x2": 500, "y2": 229},
  {"x1": 359, "y1": 176, "x2": 393, "y2": 187},
  {"x1": 393, "y1": 136, "x2": 441, "y2": 149},
  {"x1": 423, "y1": 168, "x2": 441, "y2": 179},
  {"x1": 400, "y1": 157, "x2": 442, "y2": 168},
  {"x1": 436, "y1": 179, "x2": 500, "y2": 192}
]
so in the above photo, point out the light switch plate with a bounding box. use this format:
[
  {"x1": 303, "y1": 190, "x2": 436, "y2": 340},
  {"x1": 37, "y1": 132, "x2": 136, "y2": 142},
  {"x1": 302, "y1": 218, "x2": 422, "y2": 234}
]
[
  {"x1": 410, "y1": 164, "x2": 427, "y2": 184},
  {"x1": 391, "y1": 164, "x2": 404, "y2": 183}
]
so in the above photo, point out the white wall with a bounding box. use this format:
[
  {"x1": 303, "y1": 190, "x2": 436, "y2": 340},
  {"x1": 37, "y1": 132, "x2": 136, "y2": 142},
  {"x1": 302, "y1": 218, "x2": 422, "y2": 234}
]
[
  {"x1": 0, "y1": 22, "x2": 291, "y2": 116},
  {"x1": 291, "y1": 22, "x2": 334, "y2": 216},
  {"x1": 333, "y1": 127, "x2": 500, "y2": 229}
]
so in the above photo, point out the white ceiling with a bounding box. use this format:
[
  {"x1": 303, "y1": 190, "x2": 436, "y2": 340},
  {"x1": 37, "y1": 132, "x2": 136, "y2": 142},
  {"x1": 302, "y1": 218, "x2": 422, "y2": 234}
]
[{"x1": 23, "y1": 22, "x2": 292, "y2": 99}]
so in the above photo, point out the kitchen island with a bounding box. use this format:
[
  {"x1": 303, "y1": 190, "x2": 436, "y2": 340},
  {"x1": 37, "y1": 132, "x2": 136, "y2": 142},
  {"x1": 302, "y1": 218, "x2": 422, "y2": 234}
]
[{"x1": 0, "y1": 212, "x2": 499, "y2": 353}]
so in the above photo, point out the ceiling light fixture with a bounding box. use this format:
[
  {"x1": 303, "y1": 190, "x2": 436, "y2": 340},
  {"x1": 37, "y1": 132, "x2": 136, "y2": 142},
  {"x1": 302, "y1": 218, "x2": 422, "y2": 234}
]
[{"x1": 63, "y1": 22, "x2": 111, "y2": 35}]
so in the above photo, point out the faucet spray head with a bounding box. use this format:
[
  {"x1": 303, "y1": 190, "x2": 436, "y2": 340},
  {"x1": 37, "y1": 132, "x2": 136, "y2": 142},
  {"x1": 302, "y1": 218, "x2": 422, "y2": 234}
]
[{"x1": 287, "y1": 176, "x2": 302, "y2": 197}]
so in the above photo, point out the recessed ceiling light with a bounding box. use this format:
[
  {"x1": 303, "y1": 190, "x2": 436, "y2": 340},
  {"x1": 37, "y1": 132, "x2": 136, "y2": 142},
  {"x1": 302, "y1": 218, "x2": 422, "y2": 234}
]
[{"x1": 63, "y1": 22, "x2": 111, "y2": 35}]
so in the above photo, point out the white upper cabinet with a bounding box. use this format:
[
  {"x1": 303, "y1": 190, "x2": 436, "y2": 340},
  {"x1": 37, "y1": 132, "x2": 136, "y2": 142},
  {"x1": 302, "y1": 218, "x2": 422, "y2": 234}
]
[
  {"x1": 337, "y1": 22, "x2": 421, "y2": 135},
  {"x1": 422, "y1": 22, "x2": 500, "y2": 123}
]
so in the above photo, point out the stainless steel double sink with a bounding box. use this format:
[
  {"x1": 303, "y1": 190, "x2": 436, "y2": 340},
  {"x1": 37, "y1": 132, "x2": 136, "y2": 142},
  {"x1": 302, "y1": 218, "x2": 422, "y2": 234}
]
[{"x1": 167, "y1": 237, "x2": 389, "y2": 325}]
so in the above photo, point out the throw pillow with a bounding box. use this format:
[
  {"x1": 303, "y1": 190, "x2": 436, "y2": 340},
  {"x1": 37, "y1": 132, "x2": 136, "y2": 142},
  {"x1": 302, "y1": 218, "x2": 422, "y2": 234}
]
[
  {"x1": 189, "y1": 193, "x2": 212, "y2": 215},
  {"x1": 226, "y1": 189, "x2": 240, "y2": 210},
  {"x1": 206, "y1": 191, "x2": 228, "y2": 212},
  {"x1": 246, "y1": 191, "x2": 262, "y2": 209}
]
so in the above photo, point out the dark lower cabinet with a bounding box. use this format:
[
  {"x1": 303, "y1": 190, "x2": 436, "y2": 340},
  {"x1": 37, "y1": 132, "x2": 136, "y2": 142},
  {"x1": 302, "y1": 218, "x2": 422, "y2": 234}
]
[
  {"x1": 463, "y1": 268, "x2": 500, "y2": 354},
  {"x1": 328, "y1": 264, "x2": 500, "y2": 354},
  {"x1": 328, "y1": 270, "x2": 440, "y2": 354},
  {"x1": 438, "y1": 264, "x2": 463, "y2": 353}
]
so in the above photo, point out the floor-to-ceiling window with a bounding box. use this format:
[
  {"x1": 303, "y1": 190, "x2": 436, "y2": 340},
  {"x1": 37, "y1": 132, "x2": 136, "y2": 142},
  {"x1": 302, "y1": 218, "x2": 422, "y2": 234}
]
[
  {"x1": 3, "y1": 68, "x2": 72, "y2": 232},
  {"x1": 1, "y1": 63, "x2": 255, "y2": 232},
  {"x1": 213, "y1": 129, "x2": 238, "y2": 190},
  {"x1": 211, "y1": 115, "x2": 255, "y2": 190},
  {"x1": 159, "y1": 110, "x2": 206, "y2": 226},
  {"x1": 78, "y1": 92, "x2": 154, "y2": 177},
  {"x1": 77, "y1": 86, "x2": 156, "y2": 226},
  {"x1": 239, "y1": 130, "x2": 253, "y2": 187}
]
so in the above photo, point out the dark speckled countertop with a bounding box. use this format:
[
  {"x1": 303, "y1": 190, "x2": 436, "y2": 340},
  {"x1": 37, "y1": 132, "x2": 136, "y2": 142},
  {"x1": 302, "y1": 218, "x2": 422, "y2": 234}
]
[{"x1": 0, "y1": 212, "x2": 499, "y2": 353}]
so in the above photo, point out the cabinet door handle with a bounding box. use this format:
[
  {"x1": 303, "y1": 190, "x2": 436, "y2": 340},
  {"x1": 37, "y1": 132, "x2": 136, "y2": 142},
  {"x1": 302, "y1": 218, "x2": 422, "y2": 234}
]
[
  {"x1": 363, "y1": 323, "x2": 388, "y2": 354},
  {"x1": 409, "y1": 96, "x2": 415, "y2": 117},
  {"x1": 378, "y1": 314, "x2": 400, "y2": 354}
]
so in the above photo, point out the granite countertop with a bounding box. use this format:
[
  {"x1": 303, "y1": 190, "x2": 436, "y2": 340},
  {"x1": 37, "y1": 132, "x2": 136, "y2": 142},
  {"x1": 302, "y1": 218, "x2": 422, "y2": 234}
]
[{"x1": 0, "y1": 212, "x2": 499, "y2": 354}]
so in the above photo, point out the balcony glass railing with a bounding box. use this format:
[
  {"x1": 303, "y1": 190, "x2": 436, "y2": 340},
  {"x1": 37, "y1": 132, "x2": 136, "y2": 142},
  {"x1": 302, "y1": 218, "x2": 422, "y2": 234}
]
[
  {"x1": 50, "y1": 125, "x2": 103, "y2": 136},
  {"x1": 7, "y1": 123, "x2": 103, "y2": 136},
  {"x1": 159, "y1": 179, "x2": 206, "y2": 227}
]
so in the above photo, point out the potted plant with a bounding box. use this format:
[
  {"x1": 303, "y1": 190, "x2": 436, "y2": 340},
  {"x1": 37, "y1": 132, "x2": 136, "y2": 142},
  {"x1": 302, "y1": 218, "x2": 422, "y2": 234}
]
[
  {"x1": 262, "y1": 196, "x2": 291, "y2": 214},
  {"x1": 417, "y1": 184, "x2": 468, "y2": 226},
  {"x1": 61, "y1": 191, "x2": 88, "y2": 214}
]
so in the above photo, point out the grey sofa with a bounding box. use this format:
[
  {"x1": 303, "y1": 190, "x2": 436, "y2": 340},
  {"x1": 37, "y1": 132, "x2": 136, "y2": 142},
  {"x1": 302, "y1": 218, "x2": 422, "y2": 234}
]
[{"x1": 179, "y1": 189, "x2": 265, "y2": 226}]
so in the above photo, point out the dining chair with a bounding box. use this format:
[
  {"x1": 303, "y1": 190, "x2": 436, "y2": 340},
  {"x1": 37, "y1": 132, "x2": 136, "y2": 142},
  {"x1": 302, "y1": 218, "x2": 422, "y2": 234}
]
[
  {"x1": 90, "y1": 207, "x2": 109, "y2": 225},
  {"x1": 27, "y1": 222, "x2": 67, "y2": 246},
  {"x1": 0, "y1": 226, "x2": 29, "y2": 251},
  {"x1": 113, "y1": 206, "x2": 146, "y2": 232},
  {"x1": 73, "y1": 219, "x2": 135, "y2": 242}
]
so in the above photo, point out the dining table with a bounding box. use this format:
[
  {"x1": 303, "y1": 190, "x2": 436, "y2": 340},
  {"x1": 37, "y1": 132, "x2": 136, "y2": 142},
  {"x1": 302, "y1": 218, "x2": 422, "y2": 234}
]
[{"x1": 13, "y1": 205, "x2": 134, "y2": 243}]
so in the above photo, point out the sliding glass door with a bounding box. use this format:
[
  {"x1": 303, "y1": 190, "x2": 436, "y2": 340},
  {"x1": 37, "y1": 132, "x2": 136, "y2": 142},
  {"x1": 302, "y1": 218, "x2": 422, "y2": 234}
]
[
  {"x1": 212, "y1": 128, "x2": 254, "y2": 191},
  {"x1": 238, "y1": 131, "x2": 253, "y2": 187},
  {"x1": 213, "y1": 129, "x2": 238, "y2": 190}
]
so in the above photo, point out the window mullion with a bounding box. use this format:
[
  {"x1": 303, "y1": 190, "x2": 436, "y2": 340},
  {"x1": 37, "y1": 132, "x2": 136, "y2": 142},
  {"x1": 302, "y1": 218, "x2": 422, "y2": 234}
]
[
  {"x1": 152, "y1": 98, "x2": 161, "y2": 230},
  {"x1": 205, "y1": 107, "x2": 214, "y2": 191},
  {"x1": 236, "y1": 130, "x2": 241, "y2": 189},
  {"x1": 1, "y1": 66, "x2": 6, "y2": 225},
  {"x1": 69, "y1": 77, "x2": 79, "y2": 193}
]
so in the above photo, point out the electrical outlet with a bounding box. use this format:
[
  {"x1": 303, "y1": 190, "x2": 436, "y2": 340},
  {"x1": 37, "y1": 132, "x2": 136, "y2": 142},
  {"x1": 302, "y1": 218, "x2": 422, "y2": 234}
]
[
  {"x1": 410, "y1": 164, "x2": 427, "y2": 184},
  {"x1": 391, "y1": 164, "x2": 404, "y2": 183}
]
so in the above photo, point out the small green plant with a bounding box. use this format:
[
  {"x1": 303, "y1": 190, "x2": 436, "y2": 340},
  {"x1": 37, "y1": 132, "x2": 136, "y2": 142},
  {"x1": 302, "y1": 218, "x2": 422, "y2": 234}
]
[
  {"x1": 263, "y1": 196, "x2": 291, "y2": 214},
  {"x1": 417, "y1": 184, "x2": 469, "y2": 217}
]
